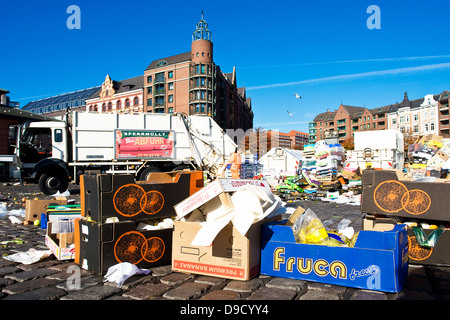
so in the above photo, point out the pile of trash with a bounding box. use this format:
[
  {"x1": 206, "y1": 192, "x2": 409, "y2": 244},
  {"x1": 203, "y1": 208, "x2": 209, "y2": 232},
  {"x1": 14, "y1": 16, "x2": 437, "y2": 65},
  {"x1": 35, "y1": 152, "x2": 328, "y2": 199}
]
[
  {"x1": 291, "y1": 208, "x2": 359, "y2": 247},
  {"x1": 407, "y1": 134, "x2": 450, "y2": 179},
  {"x1": 272, "y1": 140, "x2": 361, "y2": 205}
]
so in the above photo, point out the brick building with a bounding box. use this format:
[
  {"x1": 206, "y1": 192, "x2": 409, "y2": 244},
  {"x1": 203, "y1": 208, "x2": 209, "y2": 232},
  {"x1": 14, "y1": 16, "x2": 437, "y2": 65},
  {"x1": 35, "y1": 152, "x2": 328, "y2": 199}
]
[
  {"x1": 143, "y1": 13, "x2": 253, "y2": 132},
  {"x1": 309, "y1": 91, "x2": 450, "y2": 144}
]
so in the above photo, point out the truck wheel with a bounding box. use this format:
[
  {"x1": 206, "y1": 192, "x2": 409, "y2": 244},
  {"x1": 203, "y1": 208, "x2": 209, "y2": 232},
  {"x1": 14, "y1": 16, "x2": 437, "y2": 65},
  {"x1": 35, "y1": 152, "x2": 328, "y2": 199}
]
[
  {"x1": 38, "y1": 172, "x2": 69, "y2": 195},
  {"x1": 138, "y1": 166, "x2": 161, "y2": 181}
]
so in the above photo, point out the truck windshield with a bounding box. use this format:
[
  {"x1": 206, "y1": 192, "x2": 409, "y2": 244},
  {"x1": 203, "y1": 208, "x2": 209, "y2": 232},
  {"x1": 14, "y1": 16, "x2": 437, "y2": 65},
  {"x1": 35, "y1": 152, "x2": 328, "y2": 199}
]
[{"x1": 20, "y1": 128, "x2": 52, "y2": 162}]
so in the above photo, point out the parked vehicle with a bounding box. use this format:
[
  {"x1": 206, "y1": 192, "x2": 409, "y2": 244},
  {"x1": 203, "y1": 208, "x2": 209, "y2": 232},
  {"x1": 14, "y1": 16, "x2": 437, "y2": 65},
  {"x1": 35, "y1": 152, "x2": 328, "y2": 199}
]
[{"x1": 3, "y1": 111, "x2": 236, "y2": 194}]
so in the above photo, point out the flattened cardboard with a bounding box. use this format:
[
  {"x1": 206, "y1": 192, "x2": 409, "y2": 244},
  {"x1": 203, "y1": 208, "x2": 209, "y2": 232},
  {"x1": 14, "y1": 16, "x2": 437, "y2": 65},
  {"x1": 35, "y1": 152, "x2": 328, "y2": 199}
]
[
  {"x1": 172, "y1": 220, "x2": 263, "y2": 281},
  {"x1": 363, "y1": 214, "x2": 450, "y2": 266},
  {"x1": 75, "y1": 219, "x2": 172, "y2": 274},
  {"x1": 261, "y1": 220, "x2": 408, "y2": 293},
  {"x1": 174, "y1": 178, "x2": 271, "y2": 219},
  {"x1": 361, "y1": 169, "x2": 450, "y2": 222},
  {"x1": 81, "y1": 170, "x2": 203, "y2": 222}
]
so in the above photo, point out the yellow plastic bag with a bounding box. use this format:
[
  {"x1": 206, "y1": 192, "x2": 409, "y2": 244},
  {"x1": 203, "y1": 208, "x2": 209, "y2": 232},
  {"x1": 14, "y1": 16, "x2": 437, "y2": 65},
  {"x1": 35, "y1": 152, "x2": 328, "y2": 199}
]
[{"x1": 292, "y1": 208, "x2": 329, "y2": 245}]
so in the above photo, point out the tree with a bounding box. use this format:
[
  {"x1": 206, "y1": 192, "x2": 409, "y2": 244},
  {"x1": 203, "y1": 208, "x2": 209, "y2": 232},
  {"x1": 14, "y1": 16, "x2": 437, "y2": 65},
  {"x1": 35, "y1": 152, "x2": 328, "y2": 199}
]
[{"x1": 341, "y1": 137, "x2": 354, "y2": 150}]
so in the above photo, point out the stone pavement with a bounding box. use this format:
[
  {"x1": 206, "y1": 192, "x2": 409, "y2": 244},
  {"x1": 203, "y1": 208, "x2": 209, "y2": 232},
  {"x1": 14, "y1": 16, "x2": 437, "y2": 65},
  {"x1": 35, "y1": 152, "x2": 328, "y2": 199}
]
[{"x1": 1, "y1": 197, "x2": 450, "y2": 304}]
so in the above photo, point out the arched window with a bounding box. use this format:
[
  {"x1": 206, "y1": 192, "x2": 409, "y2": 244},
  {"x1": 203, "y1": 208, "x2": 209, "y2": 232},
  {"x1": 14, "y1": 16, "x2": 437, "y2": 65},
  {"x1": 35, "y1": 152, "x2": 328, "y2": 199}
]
[
  {"x1": 102, "y1": 103, "x2": 107, "y2": 112},
  {"x1": 117, "y1": 100, "x2": 122, "y2": 110},
  {"x1": 93, "y1": 105, "x2": 98, "y2": 111},
  {"x1": 125, "y1": 98, "x2": 130, "y2": 108},
  {"x1": 134, "y1": 97, "x2": 139, "y2": 106},
  {"x1": 108, "y1": 102, "x2": 112, "y2": 111}
]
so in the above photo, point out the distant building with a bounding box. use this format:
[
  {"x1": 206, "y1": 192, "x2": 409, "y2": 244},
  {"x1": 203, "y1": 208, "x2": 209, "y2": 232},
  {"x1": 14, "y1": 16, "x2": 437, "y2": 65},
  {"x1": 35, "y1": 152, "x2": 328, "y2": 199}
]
[
  {"x1": 287, "y1": 130, "x2": 309, "y2": 150},
  {"x1": 386, "y1": 92, "x2": 439, "y2": 136},
  {"x1": 310, "y1": 91, "x2": 450, "y2": 143},
  {"x1": 0, "y1": 89, "x2": 19, "y2": 108},
  {"x1": 21, "y1": 86, "x2": 101, "y2": 118},
  {"x1": 85, "y1": 75, "x2": 144, "y2": 113}
]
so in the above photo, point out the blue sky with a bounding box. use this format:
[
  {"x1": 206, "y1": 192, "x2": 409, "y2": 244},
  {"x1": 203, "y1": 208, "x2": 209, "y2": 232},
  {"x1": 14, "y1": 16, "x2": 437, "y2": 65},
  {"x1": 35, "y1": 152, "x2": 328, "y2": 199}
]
[{"x1": 2, "y1": 0, "x2": 450, "y2": 134}]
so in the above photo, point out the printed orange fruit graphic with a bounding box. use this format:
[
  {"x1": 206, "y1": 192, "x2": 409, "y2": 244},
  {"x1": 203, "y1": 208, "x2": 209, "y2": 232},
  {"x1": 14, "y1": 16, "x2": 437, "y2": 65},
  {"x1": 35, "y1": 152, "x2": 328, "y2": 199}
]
[
  {"x1": 113, "y1": 184, "x2": 145, "y2": 217},
  {"x1": 401, "y1": 189, "x2": 431, "y2": 215},
  {"x1": 142, "y1": 237, "x2": 165, "y2": 262},
  {"x1": 374, "y1": 180, "x2": 409, "y2": 213},
  {"x1": 114, "y1": 231, "x2": 147, "y2": 264},
  {"x1": 407, "y1": 235, "x2": 433, "y2": 261}
]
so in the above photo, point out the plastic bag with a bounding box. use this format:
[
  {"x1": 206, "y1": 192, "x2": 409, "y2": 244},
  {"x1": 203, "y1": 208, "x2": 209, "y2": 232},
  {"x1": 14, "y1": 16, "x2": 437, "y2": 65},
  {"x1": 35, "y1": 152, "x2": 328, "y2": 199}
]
[
  {"x1": 104, "y1": 262, "x2": 151, "y2": 287},
  {"x1": 412, "y1": 227, "x2": 444, "y2": 248},
  {"x1": 292, "y1": 208, "x2": 329, "y2": 245}
]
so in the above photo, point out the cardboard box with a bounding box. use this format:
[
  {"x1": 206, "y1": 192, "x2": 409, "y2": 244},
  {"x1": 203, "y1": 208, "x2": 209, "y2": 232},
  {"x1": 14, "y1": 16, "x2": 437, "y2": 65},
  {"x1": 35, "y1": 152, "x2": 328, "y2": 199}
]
[
  {"x1": 81, "y1": 170, "x2": 204, "y2": 222},
  {"x1": 75, "y1": 219, "x2": 172, "y2": 274},
  {"x1": 172, "y1": 178, "x2": 281, "y2": 280},
  {"x1": 174, "y1": 178, "x2": 272, "y2": 219},
  {"x1": 261, "y1": 220, "x2": 408, "y2": 293},
  {"x1": 45, "y1": 221, "x2": 76, "y2": 260},
  {"x1": 361, "y1": 170, "x2": 450, "y2": 222},
  {"x1": 172, "y1": 220, "x2": 263, "y2": 281},
  {"x1": 25, "y1": 198, "x2": 67, "y2": 222},
  {"x1": 363, "y1": 214, "x2": 450, "y2": 266}
]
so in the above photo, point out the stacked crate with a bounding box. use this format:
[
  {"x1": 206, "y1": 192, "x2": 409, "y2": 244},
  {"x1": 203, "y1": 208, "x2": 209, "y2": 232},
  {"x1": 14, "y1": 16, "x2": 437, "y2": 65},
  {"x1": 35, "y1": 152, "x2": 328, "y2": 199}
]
[
  {"x1": 361, "y1": 169, "x2": 450, "y2": 266},
  {"x1": 74, "y1": 170, "x2": 204, "y2": 274}
]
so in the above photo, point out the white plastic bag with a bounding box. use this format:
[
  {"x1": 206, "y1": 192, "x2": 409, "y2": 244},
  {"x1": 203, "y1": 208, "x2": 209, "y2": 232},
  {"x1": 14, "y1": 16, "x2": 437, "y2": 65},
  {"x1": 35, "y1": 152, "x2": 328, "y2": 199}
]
[{"x1": 104, "y1": 262, "x2": 150, "y2": 287}]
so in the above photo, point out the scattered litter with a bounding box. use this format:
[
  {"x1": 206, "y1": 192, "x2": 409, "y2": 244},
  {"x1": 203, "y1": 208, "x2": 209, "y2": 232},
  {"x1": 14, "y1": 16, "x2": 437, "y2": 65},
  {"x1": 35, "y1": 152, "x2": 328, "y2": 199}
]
[
  {"x1": 51, "y1": 190, "x2": 70, "y2": 198},
  {"x1": 137, "y1": 218, "x2": 174, "y2": 231},
  {"x1": 3, "y1": 248, "x2": 52, "y2": 264},
  {"x1": 104, "y1": 262, "x2": 151, "y2": 287},
  {"x1": 0, "y1": 202, "x2": 25, "y2": 218}
]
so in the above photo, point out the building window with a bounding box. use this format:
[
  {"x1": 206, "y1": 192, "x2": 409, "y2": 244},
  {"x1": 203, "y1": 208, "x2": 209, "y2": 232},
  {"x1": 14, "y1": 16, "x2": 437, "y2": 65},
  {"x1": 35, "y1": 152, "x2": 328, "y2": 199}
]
[
  {"x1": 147, "y1": 76, "x2": 152, "y2": 83},
  {"x1": 125, "y1": 98, "x2": 130, "y2": 108},
  {"x1": 147, "y1": 98, "x2": 152, "y2": 106},
  {"x1": 431, "y1": 123, "x2": 435, "y2": 131},
  {"x1": 392, "y1": 118, "x2": 396, "y2": 125},
  {"x1": 147, "y1": 87, "x2": 152, "y2": 94},
  {"x1": 108, "y1": 102, "x2": 112, "y2": 111},
  {"x1": 413, "y1": 114, "x2": 418, "y2": 121},
  {"x1": 155, "y1": 72, "x2": 165, "y2": 83},
  {"x1": 134, "y1": 97, "x2": 139, "y2": 106},
  {"x1": 117, "y1": 100, "x2": 122, "y2": 109},
  {"x1": 168, "y1": 107, "x2": 173, "y2": 114},
  {"x1": 168, "y1": 71, "x2": 173, "y2": 79},
  {"x1": 168, "y1": 82, "x2": 174, "y2": 90},
  {"x1": 168, "y1": 95, "x2": 173, "y2": 103}
]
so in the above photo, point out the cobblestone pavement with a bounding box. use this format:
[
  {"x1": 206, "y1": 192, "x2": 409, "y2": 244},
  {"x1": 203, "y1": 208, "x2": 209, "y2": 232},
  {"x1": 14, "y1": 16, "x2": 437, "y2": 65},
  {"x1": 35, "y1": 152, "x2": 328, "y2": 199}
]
[{"x1": 0, "y1": 183, "x2": 450, "y2": 304}]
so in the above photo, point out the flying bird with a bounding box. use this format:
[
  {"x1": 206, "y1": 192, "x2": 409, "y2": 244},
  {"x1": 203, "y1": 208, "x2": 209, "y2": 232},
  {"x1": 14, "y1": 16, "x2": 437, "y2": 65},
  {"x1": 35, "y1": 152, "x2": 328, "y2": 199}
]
[
  {"x1": 293, "y1": 93, "x2": 302, "y2": 99},
  {"x1": 287, "y1": 110, "x2": 295, "y2": 117}
]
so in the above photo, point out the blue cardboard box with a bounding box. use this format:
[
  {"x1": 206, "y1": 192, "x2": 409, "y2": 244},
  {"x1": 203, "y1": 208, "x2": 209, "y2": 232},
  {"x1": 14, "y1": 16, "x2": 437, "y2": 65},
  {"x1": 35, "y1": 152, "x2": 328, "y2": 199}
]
[{"x1": 261, "y1": 221, "x2": 409, "y2": 293}]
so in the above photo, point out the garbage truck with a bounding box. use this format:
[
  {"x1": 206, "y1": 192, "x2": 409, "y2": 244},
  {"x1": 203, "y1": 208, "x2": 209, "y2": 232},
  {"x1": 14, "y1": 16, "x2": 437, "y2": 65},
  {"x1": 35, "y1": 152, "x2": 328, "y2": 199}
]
[{"x1": 3, "y1": 111, "x2": 237, "y2": 194}]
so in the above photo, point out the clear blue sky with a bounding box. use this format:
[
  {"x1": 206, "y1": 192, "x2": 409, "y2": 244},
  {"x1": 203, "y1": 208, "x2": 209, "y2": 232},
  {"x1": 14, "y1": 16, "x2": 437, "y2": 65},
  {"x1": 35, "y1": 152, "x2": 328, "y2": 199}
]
[{"x1": 2, "y1": 0, "x2": 450, "y2": 134}]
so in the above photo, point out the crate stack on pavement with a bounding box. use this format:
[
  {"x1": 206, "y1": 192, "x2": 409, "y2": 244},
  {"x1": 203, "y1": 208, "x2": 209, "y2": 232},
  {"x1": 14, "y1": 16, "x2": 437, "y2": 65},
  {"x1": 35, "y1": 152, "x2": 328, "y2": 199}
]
[
  {"x1": 73, "y1": 170, "x2": 204, "y2": 274},
  {"x1": 361, "y1": 169, "x2": 450, "y2": 266}
]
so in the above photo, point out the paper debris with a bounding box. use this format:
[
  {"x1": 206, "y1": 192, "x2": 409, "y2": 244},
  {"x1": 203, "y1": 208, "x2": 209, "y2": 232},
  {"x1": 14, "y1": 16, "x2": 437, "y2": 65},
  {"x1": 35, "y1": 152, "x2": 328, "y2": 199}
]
[{"x1": 3, "y1": 248, "x2": 52, "y2": 265}]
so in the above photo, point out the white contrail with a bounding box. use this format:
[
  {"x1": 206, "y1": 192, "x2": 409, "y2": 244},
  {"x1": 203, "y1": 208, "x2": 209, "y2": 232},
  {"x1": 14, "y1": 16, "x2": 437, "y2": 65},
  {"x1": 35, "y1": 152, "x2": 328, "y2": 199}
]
[
  {"x1": 240, "y1": 55, "x2": 450, "y2": 70},
  {"x1": 247, "y1": 62, "x2": 450, "y2": 90}
]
